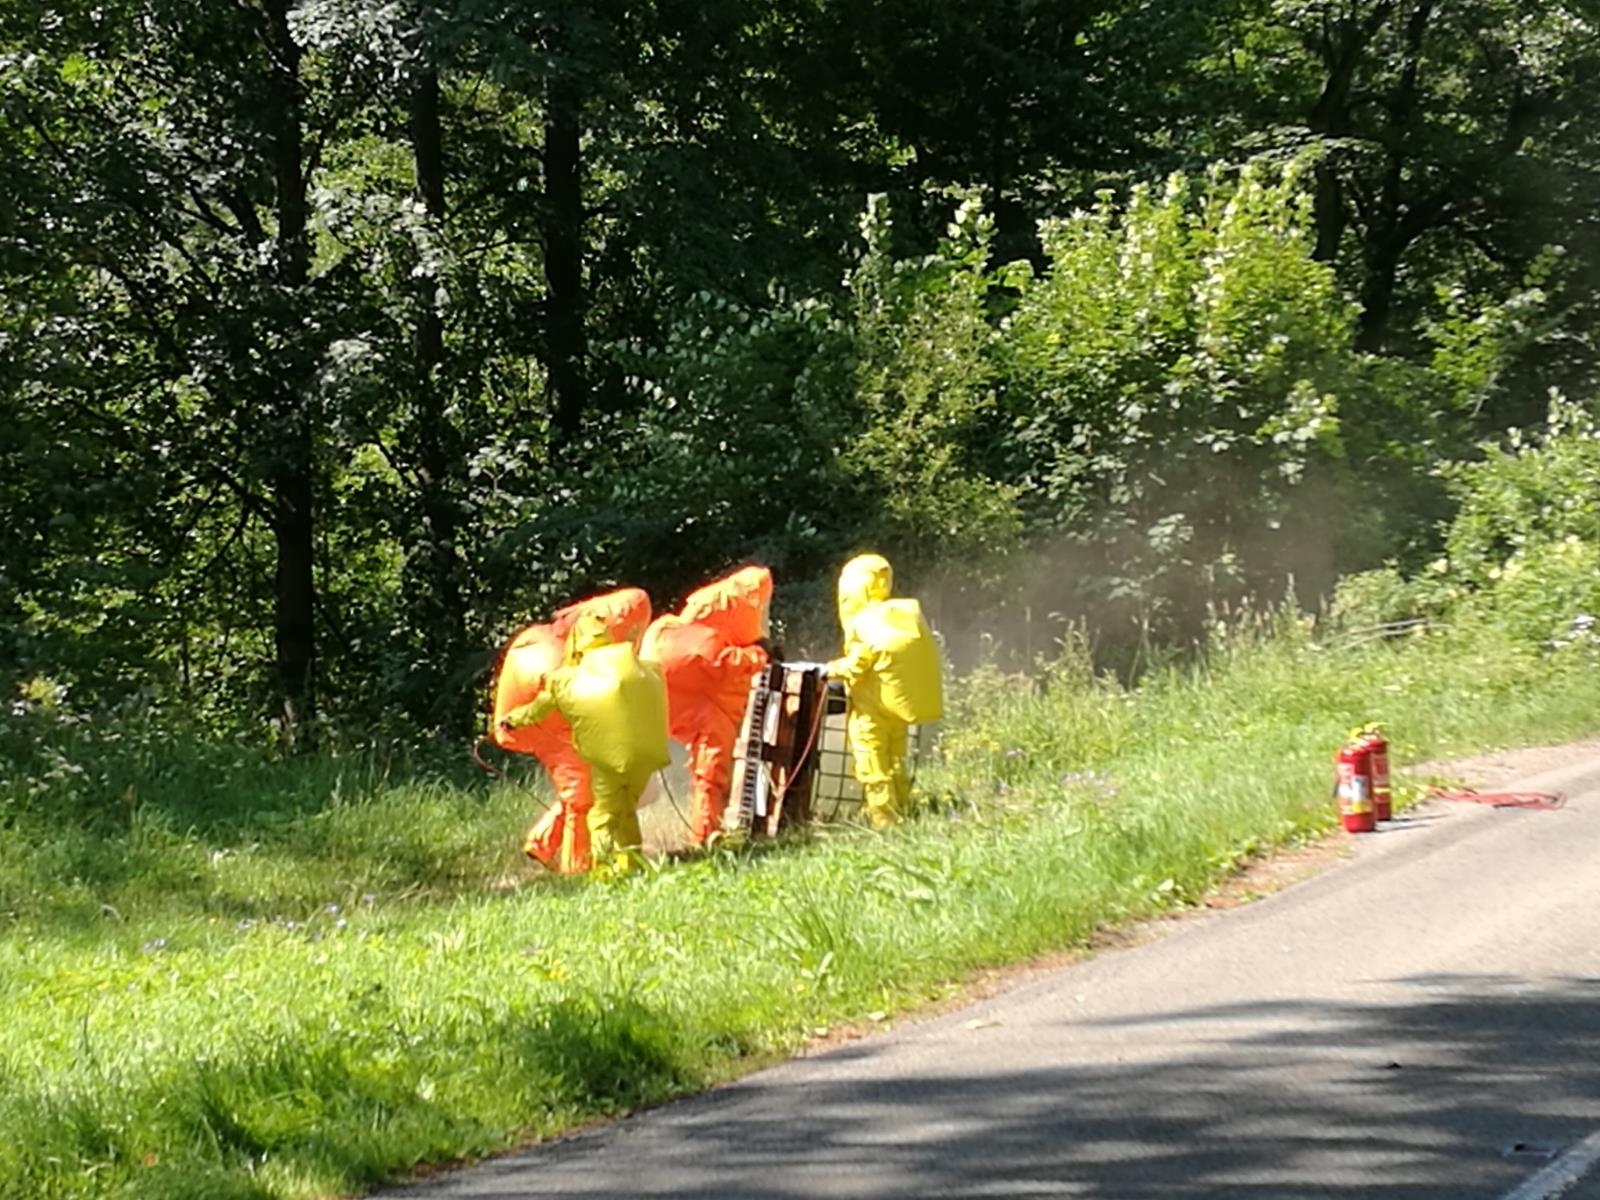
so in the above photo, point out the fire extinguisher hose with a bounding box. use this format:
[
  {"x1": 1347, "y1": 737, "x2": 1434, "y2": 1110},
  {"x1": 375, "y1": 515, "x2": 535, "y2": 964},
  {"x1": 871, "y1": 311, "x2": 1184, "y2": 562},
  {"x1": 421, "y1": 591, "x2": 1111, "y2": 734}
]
[
  {"x1": 470, "y1": 736, "x2": 507, "y2": 781},
  {"x1": 1429, "y1": 787, "x2": 1565, "y2": 811}
]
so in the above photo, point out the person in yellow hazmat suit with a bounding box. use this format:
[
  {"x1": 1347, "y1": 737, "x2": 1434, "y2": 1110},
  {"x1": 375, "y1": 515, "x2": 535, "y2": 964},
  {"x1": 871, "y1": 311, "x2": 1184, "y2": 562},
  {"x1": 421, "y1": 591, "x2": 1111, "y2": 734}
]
[
  {"x1": 641, "y1": 566, "x2": 773, "y2": 844},
  {"x1": 490, "y1": 587, "x2": 652, "y2": 874},
  {"x1": 500, "y1": 614, "x2": 671, "y2": 874},
  {"x1": 826, "y1": 554, "x2": 944, "y2": 828}
]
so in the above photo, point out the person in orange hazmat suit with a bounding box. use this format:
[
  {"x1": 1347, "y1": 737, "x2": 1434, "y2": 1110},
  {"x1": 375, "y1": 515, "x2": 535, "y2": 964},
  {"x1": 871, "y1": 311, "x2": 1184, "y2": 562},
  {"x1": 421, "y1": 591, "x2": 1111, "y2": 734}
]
[
  {"x1": 826, "y1": 554, "x2": 944, "y2": 829},
  {"x1": 641, "y1": 566, "x2": 774, "y2": 844},
  {"x1": 490, "y1": 587, "x2": 651, "y2": 873},
  {"x1": 500, "y1": 614, "x2": 671, "y2": 875}
]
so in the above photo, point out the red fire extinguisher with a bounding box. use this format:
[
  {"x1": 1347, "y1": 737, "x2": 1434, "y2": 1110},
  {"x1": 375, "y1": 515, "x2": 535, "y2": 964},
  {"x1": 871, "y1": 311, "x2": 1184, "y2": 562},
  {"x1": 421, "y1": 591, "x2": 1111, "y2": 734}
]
[
  {"x1": 1361, "y1": 727, "x2": 1392, "y2": 822},
  {"x1": 1335, "y1": 740, "x2": 1375, "y2": 833}
]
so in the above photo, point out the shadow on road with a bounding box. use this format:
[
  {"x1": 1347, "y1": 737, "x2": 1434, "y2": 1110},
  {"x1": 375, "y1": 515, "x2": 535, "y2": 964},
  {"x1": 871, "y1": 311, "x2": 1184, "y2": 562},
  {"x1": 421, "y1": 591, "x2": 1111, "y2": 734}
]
[{"x1": 396, "y1": 974, "x2": 1600, "y2": 1198}]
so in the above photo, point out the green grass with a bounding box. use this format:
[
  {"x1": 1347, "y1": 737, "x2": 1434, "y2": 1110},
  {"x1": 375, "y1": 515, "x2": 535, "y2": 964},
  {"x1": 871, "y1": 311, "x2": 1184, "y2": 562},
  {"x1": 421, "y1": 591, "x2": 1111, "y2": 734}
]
[{"x1": 4, "y1": 618, "x2": 1600, "y2": 1199}]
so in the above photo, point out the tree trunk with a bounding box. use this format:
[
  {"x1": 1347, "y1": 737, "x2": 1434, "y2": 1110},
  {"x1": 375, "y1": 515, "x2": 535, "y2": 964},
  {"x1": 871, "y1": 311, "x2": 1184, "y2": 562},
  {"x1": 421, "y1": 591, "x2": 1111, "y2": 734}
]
[
  {"x1": 1311, "y1": 162, "x2": 1345, "y2": 264},
  {"x1": 1305, "y1": 33, "x2": 1357, "y2": 264},
  {"x1": 1303, "y1": 1, "x2": 1401, "y2": 264},
  {"x1": 1356, "y1": 234, "x2": 1402, "y2": 351},
  {"x1": 408, "y1": 65, "x2": 468, "y2": 730},
  {"x1": 262, "y1": 0, "x2": 317, "y2": 741},
  {"x1": 542, "y1": 62, "x2": 587, "y2": 442},
  {"x1": 1354, "y1": 0, "x2": 1438, "y2": 352}
]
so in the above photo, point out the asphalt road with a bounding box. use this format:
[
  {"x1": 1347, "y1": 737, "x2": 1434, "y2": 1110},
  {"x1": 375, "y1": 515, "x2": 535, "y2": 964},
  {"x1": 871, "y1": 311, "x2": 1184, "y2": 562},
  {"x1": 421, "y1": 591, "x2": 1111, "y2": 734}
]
[{"x1": 381, "y1": 752, "x2": 1600, "y2": 1200}]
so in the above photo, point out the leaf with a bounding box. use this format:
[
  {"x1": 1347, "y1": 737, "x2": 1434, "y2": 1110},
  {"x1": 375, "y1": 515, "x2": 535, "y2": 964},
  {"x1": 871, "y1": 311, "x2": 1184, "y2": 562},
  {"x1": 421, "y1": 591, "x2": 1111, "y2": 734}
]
[{"x1": 59, "y1": 53, "x2": 90, "y2": 85}]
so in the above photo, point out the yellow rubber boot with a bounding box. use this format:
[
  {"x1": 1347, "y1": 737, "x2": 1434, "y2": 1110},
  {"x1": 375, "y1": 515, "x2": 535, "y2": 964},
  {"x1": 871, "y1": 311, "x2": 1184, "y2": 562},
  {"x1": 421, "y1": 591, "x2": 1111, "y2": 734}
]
[
  {"x1": 848, "y1": 707, "x2": 910, "y2": 828},
  {"x1": 587, "y1": 764, "x2": 650, "y2": 875},
  {"x1": 863, "y1": 781, "x2": 907, "y2": 828}
]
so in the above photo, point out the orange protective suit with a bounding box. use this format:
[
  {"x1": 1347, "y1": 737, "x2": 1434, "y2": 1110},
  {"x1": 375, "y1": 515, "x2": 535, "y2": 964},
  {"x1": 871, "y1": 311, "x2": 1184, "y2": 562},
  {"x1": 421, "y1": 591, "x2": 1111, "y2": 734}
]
[
  {"x1": 490, "y1": 587, "x2": 651, "y2": 873},
  {"x1": 641, "y1": 566, "x2": 773, "y2": 844}
]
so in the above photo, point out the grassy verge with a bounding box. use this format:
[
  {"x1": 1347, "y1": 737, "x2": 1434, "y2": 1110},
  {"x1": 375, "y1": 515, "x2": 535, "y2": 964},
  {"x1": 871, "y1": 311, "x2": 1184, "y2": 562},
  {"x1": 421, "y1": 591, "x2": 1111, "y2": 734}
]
[{"x1": 4, "y1": 618, "x2": 1600, "y2": 1199}]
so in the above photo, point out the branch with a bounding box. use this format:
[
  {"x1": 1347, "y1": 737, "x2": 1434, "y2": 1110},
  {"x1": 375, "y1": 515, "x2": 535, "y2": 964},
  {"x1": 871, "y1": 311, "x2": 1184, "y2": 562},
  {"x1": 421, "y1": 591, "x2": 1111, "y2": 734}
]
[
  {"x1": 1359, "y1": 0, "x2": 1402, "y2": 45},
  {"x1": 313, "y1": 589, "x2": 354, "y2": 658},
  {"x1": 49, "y1": 383, "x2": 263, "y2": 510},
  {"x1": 180, "y1": 186, "x2": 245, "y2": 238},
  {"x1": 1395, "y1": 184, "x2": 1453, "y2": 247},
  {"x1": 87, "y1": 253, "x2": 194, "y2": 370},
  {"x1": 463, "y1": 232, "x2": 536, "y2": 259},
  {"x1": 24, "y1": 98, "x2": 224, "y2": 295},
  {"x1": 177, "y1": 497, "x2": 258, "y2": 602},
  {"x1": 219, "y1": 188, "x2": 268, "y2": 247},
  {"x1": 1347, "y1": 174, "x2": 1377, "y2": 226},
  {"x1": 1449, "y1": 213, "x2": 1515, "y2": 268},
  {"x1": 1497, "y1": 75, "x2": 1551, "y2": 159},
  {"x1": 301, "y1": 70, "x2": 387, "y2": 190}
]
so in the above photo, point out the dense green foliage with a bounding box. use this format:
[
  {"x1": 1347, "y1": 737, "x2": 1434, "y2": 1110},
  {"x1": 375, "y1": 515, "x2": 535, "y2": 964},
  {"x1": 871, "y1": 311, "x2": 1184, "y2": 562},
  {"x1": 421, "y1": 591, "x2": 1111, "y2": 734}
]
[
  {"x1": 1335, "y1": 394, "x2": 1600, "y2": 652},
  {"x1": 4, "y1": 0, "x2": 1599, "y2": 734}
]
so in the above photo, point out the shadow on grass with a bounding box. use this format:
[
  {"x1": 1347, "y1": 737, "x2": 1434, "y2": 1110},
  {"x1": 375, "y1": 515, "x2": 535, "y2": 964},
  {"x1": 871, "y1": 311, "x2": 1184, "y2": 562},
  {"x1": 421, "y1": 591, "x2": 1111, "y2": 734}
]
[
  {"x1": 0, "y1": 760, "x2": 554, "y2": 934},
  {"x1": 371, "y1": 974, "x2": 1600, "y2": 1199},
  {"x1": 1, "y1": 993, "x2": 703, "y2": 1200},
  {"x1": 0, "y1": 809, "x2": 556, "y2": 940},
  {"x1": 1, "y1": 776, "x2": 850, "y2": 940}
]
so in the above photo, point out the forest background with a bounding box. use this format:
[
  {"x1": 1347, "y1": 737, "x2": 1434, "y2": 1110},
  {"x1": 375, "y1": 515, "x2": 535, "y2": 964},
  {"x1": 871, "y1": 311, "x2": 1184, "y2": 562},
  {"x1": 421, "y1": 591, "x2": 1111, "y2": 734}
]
[
  {"x1": 3, "y1": 0, "x2": 1600, "y2": 742},
  {"x1": 12, "y1": 6, "x2": 1600, "y2": 1196}
]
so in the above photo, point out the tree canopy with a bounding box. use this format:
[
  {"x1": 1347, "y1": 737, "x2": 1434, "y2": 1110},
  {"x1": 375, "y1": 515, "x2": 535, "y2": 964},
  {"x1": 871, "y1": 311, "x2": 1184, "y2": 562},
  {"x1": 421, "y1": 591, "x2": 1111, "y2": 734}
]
[{"x1": 4, "y1": 0, "x2": 1597, "y2": 735}]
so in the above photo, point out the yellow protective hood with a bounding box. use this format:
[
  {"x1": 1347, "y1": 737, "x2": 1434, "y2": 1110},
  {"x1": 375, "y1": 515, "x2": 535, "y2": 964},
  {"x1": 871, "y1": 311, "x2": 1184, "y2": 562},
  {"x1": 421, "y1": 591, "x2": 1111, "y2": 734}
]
[
  {"x1": 837, "y1": 554, "x2": 892, "y2": 632},
  {"x1": 564, "y1": 613, "x2": 613, "y2": 665},
  {"x1": 681, "y1": 566, "x2": 773, "y2": 645},
  {"x1": 551, "y1": 587, "x2": 652, "y2": 649}
]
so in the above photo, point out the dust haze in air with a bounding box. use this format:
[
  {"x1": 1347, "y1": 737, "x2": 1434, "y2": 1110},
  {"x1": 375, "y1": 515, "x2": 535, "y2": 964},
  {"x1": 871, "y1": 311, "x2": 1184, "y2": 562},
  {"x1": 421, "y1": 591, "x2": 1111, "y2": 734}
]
[{"x1": 806, "y1": 460, "x2": 1371, "y2": 677}]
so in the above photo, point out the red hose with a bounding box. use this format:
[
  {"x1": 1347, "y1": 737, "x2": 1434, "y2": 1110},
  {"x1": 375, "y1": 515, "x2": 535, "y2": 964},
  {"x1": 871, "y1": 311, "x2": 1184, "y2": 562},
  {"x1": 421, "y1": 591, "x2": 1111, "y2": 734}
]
[
  {"x1": 470, "y1": 737, "x2": 507, "y2": 781},
  {"x1": 1429, "y1": 787, "x2": 1565, "y2": 811},
  {"x1": 771, "y1": 697, "x2": 829, "y2": 809}
]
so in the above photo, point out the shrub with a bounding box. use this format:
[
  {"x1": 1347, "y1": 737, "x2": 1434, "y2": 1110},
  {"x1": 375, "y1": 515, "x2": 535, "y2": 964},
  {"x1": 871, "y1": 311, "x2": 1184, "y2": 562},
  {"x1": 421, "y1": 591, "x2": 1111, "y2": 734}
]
[
  {"x1": 1361, "y1": 392, "x2": 1600, "y2": 654},
  {"x1": 1441, "y1": 392, "x2": 1600, "y2": 585}
]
